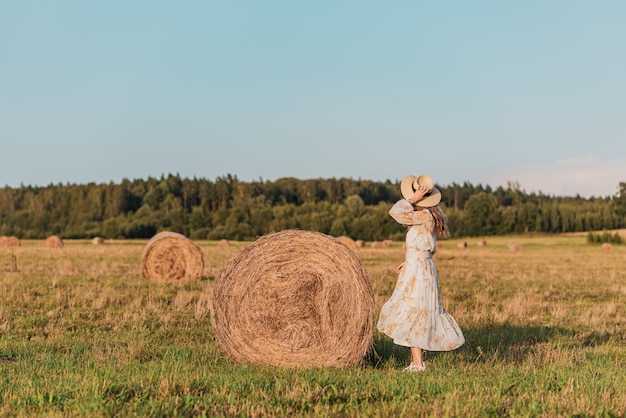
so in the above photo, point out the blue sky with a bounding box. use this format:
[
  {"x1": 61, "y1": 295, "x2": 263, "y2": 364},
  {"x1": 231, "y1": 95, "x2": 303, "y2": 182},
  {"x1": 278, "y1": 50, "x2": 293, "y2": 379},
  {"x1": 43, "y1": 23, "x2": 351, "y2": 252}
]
[{"x1": 1, "y1": 1, "x2": 625, "y2": 198}]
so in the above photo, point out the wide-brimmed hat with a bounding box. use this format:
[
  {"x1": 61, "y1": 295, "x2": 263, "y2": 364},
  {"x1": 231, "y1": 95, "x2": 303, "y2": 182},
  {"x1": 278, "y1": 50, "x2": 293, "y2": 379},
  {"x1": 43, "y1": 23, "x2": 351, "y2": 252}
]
[{"x1": 400, "y1": 174, "x2": 442, "y2": 207}]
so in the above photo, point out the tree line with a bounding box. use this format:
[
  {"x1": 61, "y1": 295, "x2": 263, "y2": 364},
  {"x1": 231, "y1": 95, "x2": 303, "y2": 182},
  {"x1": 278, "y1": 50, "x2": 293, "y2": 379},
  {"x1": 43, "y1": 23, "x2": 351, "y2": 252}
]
[{"x1": 1, "y1": 174, "x2": 625, "y2": 242}]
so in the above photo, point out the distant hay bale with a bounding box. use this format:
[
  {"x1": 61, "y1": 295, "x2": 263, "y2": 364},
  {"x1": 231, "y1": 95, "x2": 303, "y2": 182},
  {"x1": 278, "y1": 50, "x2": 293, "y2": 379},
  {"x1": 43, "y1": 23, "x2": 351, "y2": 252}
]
[
  {"x1": 371, "y1": 241, "x2": 384, "y2": 249},
  {"x1": 601, "y1": 243, "x2": 613, "y2": 251},
  {"x1": 141, "y1": 232, "x2": 204, "y2": 281},
  {"x1": 0, "y1": 236, "x2": 20, "y2": 247},
  {"x1": 336, "y1": 236, "x2": 359, "y2": 253},
  {"x1": 382, "y1": 239, "x2": 393, "y2": 247},
  {"x1": 477, "y1": 239, "x2": 487, "y2": 247},
  {"x1": 218, "y1": 239, "x2": 230, "y2": 248},
  {"x1": 44, "y1": 235, "x2": 63, "y2": 249},
  {"x1": 508, "y1": 243, "x2": 523, "y2": 252},
  {"x1": 92, "y1": 237, "x2": 105, "y2": 245},
  {"x1": 355, "y1": 239, "x2": 365, "y2": 248},
  {"x1": 457, "y1": 241, "x2": 467, "y2": 248},
  {"x1": 211, "y1": 229, "x2": 375, "y2": 368}
]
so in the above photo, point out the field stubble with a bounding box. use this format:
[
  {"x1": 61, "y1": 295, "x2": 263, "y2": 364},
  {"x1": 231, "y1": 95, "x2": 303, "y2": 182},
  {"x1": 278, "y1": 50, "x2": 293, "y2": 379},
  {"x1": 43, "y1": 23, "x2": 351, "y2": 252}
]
[{"x1": 0, "y1": 236, "x2": 624, "y2": 417}]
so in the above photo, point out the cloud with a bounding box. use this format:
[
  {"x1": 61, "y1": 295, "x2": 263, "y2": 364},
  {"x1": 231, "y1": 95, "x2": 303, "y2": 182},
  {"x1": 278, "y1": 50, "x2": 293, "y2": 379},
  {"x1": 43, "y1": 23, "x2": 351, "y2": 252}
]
[{"x1": 478, "y1": 156, "x2": 625, "y2": 198}]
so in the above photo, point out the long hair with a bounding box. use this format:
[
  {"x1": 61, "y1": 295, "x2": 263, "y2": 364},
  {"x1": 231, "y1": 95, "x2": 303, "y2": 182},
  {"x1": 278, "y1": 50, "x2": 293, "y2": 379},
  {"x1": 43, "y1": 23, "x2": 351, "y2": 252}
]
[{"x1": 414, "y1": 204, "x2": 451, "y2": 238}]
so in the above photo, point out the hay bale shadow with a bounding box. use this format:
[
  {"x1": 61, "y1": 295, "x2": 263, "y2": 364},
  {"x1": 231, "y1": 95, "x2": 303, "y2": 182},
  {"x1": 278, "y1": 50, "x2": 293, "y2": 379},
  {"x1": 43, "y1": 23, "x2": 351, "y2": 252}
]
[
  {"x1": 369, "y1": 324, "x2": 611, "y2": 368},
  {"x1": 442, "y1": 325, "x2": 610, "y2": 364},
  {"x1": 367, "y1": 334, "x2": 412, "y2": 368}
]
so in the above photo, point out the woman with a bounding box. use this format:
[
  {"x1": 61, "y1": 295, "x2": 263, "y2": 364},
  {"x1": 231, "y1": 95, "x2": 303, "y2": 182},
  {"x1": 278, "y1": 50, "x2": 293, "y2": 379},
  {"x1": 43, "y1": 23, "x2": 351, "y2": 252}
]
[{"x1": 377, "y1": 174, "x2": 464, "y2": 372}]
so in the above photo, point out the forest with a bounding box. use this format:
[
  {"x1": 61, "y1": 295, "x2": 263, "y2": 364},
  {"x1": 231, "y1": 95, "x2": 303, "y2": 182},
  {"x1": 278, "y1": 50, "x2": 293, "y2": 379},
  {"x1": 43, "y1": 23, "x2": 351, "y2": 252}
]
[{"x1": 1, "y1": 174, "x2": 625, "y2": 242}]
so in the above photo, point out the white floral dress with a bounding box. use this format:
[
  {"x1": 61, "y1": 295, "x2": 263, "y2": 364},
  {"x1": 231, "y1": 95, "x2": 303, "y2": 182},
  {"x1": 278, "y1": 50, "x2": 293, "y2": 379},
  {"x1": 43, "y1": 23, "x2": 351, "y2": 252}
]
[{"x1": 377, "y1": 199, "x2": 465, "y2": 351}]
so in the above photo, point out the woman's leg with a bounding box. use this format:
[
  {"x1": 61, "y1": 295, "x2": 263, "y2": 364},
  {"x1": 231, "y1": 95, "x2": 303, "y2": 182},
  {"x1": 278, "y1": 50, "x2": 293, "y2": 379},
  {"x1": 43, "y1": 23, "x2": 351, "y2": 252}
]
[{"x1": 410, "y1": 347, "x2": 424, "y2": 367}]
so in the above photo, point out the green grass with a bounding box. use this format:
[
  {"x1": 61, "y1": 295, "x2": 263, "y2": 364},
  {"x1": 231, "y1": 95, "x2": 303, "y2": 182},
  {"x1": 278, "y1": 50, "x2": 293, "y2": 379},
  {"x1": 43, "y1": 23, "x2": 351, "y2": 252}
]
[{"x1": 0, "y1": 236, "x2": 625, "y2": 417}]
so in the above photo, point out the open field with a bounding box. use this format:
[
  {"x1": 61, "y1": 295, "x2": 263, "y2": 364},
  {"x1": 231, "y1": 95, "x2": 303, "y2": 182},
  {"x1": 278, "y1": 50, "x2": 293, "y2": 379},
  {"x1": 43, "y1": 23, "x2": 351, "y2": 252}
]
[
  {"x1": 564, "y1": 228, "x2": 626, "y2": 238},
  {"x1": 1, "y1": 235, "x2": 625, "y2": 417}
]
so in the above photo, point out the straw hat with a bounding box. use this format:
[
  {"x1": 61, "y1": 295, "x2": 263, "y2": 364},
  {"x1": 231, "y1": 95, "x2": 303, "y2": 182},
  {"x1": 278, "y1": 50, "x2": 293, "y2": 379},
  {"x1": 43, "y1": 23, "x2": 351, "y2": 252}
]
[{"x1": 400, "y1": 174, "x2": 442, "y2": 207}]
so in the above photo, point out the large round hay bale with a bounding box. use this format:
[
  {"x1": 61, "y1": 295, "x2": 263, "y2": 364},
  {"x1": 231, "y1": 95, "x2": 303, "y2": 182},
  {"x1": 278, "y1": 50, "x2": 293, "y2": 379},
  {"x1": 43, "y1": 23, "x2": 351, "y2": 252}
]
[
  {"x1": 141, "y1": 232, "x2": 204, "y2": 281},
  {"x1": 601, "y1": 242, "x2": 613, "y2": 251},
  {"x1": 336, "y1": 236, "x2": 359, "y2": 253},
  {"x1": 477, "y1": 239, "x2": 487, "y2": 247},
  {"x1": 508, "y1": 242, "x2": 523, "y2": 252},
  {"x1": 44, "y1": 235, "x2": 63, "y2": 249},
  {"x1": 218, "y1": 239, "x2": 230, "y2": 248},
  {"x1": 0, "y1": 236, "x2": 8, "y2": 246},
  {"x1": 92, "y1": 237, "x2": 105, "y2": 245},
  {"x1": 6, "y1": 236, "x2": 20, "y2": 247},
  {"x1": 211, "y1": 229, "x2": 375, "y2": 368}
]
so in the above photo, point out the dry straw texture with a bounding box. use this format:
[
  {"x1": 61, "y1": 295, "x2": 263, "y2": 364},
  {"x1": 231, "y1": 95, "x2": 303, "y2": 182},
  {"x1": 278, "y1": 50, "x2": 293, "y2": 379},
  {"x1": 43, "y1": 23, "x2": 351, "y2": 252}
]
[
  {"x1": 211, "y1": 229, "x2": 375, "y2": 368},
  {"x1": 44, "y1": 235, "x2": 63, "y2": 248},
  {"x1": 141, "y1": 231, "x2": 204, "y2": 281}
]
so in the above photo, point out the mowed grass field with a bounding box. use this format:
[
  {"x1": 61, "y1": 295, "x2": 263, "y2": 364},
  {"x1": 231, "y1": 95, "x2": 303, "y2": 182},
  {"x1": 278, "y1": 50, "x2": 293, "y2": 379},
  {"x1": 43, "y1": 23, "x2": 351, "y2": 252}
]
[{"x1": 0, "y1": 234, "x2": 625, "y2": 417}]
